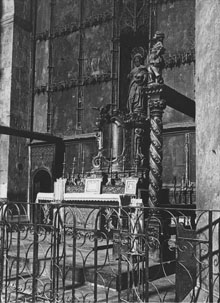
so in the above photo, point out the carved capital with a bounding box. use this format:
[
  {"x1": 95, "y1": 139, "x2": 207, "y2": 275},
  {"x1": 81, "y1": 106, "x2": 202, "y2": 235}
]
[
  {"x1": 149, "y1": 99, "x2": 166, "y2": 113},
  {"x1": 146, "y1": 83, "x2": 164, "y2": 96}
]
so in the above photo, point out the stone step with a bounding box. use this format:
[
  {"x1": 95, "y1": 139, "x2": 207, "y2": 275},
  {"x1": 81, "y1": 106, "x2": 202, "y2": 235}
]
[
  {"x1": 6, "y1": 251, "x2": 176, "y2": 291},
  {"x1": 65, "y1": 258, "x2": 176, "y2": 290}
]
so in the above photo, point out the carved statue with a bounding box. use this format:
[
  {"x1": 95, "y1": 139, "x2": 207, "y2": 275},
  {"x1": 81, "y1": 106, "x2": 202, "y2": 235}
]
[
  {"x1": 93, "y1": 103, "x2": 112, "y2": 128},
  {"x1": 148, "y1": 32, "x2": 165, "y2": 84},
  {"x1": 127, "y1": 52, "x2": 148, "y2": 114}
]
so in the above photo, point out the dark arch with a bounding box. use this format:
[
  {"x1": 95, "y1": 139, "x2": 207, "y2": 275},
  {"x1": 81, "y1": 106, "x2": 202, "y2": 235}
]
[
  {"x1": 32, "y1": 169, "x2": 52, "y2": 202},
  {"x1": 32, "y1": 169, "x2": 52, "y2": 224}
]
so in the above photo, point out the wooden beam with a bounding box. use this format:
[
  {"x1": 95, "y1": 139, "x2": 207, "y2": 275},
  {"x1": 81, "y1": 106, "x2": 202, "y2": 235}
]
[
  {"x1": 0, "y1": 125, "x2": 63, "y2": 143},
  {"x1": 163, "y1": 85, "x2": 195, "y2": 118}
]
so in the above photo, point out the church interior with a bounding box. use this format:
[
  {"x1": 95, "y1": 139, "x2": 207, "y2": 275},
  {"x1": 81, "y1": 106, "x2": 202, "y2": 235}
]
[
  {"x1": 0, "y1": 0, "x2": 220, "y2": 302},
  {"x1": 1, "y1": 0, "x2": 196, "y2": 204}
]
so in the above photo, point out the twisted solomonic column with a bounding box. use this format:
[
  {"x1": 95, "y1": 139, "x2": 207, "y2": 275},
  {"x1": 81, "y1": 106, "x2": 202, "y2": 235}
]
[{"x1": 148, "y1": 87, "x2": 166, "y2": 208}]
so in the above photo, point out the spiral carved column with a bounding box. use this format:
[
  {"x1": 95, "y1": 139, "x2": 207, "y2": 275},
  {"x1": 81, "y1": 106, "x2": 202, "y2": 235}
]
[{"x1": 148, "y1": 86, "x2": 166, "y2": 207}]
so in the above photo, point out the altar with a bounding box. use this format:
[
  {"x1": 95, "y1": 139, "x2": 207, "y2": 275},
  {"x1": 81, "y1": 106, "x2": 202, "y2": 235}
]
[{"x1": 35, "y1": 182, "x2": 140, "y2": 229}]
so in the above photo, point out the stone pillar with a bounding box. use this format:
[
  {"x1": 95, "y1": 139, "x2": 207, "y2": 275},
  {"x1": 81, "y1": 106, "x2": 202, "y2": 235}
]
[
  {"x1": 148, "y1": 85, "x2": 166, "y2": 207},
  {"x1": 196, "y1": 1, "x2": 220, "y2": 300},
  {"x1": 0, "y1": 1, "x2": 14, "y2": 199},
  {"x1": 146, "y1": 85, "x2": 166, "y2": 263},
  {"x1": 0, "y1": 0, "x2": 31, "y2": 201}
]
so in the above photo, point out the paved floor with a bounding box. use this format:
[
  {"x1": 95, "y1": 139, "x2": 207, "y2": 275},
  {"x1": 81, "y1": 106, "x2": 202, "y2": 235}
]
[
  {"x1": 2, "y1": 230, "x2": 177, "y2": 302},
  {"x1": 72, "y1": 274, "x2": 176, "y2": 302}
]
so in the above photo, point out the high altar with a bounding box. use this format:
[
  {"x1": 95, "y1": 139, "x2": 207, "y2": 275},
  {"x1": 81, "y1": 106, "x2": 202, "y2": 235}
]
[{"x1": 37, "y1": 32, "x2": 167, "y2": 211}]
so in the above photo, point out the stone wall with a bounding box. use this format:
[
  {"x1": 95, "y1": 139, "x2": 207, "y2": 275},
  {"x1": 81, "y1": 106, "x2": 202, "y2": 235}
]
[
  {"x1": 34, "y1": 0, "x2": 113, "y2": 136},
  {"x1": 155, "y1": 0, "x2": 196, "y2": 186},
  {"x1": 156, "y1": 0, "x2": 195, "y2": 125},
  {"x1": 196, "y1": 0, "x2": 220, "y2": 297},
  {"x1": 196, "y1": 0, "x2": 220, "y2": 210},
  {"x1": 31, "y1": 0, "x2": 196, "y2": 187},
  {"x1": 0, "y1": 1, "x2": 14, "y2": 198},
  {"x1": 8, "y1": 20, "x2": 31, "y2": 200},
  {"x1": 0, "y1": 0, "x2": 197, "y2": 200},
  {"x1": 0, "y1": 0, "x2": 31, "y2": 201}
]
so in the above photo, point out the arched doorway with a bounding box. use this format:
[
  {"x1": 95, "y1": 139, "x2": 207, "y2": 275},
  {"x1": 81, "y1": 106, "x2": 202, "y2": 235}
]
[
  {"x1": 32, "y1": 170, "x2": 52, "y2": 224},
  {"x1": 33, "y1": 170, "x2": 52, "y2": 202}
]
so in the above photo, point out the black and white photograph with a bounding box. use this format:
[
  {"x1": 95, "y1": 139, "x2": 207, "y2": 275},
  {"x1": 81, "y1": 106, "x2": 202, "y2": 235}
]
[{"x1": 0, "y1": 0, "x2": 217, "y2": 302}]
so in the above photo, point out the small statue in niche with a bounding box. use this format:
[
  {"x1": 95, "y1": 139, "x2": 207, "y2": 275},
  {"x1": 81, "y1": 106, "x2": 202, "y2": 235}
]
[
  {"x1": 147, "y1": 31, "x2": 165, "y2": 84},
  {"x1": 127, "y1": 51, "x2": 148, "y2": 114},
  {"x1": 135, "y1": 128, "x2": 145, "y2": 165}
]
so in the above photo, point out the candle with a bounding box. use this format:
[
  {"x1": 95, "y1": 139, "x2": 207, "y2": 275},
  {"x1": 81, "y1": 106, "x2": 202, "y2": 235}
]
[{"x1": 82, "y1": 151, "x2": 85, "y2": 174}]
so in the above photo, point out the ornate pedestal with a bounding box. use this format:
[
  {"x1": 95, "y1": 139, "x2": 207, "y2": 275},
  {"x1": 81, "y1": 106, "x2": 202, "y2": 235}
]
[{"x1": 91, "y1": 107, "x2": 149, "y2": 187}]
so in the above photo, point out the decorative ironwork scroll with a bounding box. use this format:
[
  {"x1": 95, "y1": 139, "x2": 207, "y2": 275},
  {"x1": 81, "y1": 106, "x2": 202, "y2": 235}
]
[{"x1": 0, "y1": 202, "x2": 218, "y2": 303}]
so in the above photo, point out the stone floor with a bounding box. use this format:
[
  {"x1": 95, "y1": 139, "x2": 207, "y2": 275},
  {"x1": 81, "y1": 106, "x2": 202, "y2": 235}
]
[
  {"x1": 71, "y1": 274, "x2": 176, "y2": 302},
  {"x1": 3, "y1": 231, "x2": 177, "y2": 302}
]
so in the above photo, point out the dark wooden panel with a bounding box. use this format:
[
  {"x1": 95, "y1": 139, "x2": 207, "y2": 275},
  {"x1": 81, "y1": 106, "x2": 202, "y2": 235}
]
[
  {"x1": 163, "y1": 133, "x2": 186, "y2": 184},
  {"x1": 31, "y1": 144, "x2": 56, "y2": 174}
]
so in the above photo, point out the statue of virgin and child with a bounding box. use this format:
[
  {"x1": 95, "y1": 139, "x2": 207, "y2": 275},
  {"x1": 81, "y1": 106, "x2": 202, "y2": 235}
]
[{"x1": 127, "y1": 32, "x2": 165, "y2": 114}]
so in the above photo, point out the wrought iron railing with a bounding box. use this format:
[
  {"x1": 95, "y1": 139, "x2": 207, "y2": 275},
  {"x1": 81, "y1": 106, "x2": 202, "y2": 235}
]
[{"x1": 0, "y1": 202, "x2": 218, "y2": 302}]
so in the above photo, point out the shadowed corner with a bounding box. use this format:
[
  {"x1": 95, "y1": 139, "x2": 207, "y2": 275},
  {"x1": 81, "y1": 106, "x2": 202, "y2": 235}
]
[{"x1": 163, "y1": 85, "x2": 195, "y2": 119}]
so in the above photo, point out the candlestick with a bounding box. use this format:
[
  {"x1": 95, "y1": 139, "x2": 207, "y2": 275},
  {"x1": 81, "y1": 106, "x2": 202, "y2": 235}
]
[
  {"x1": 62, "y1": 152, "x2": 66, "y2": 178},
  {"x1": 71, "y1": 156, "x2": 76, "y2": 181},
  {"x1": 82, "y1": 151, "x2": 85, "y2": 175}
]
